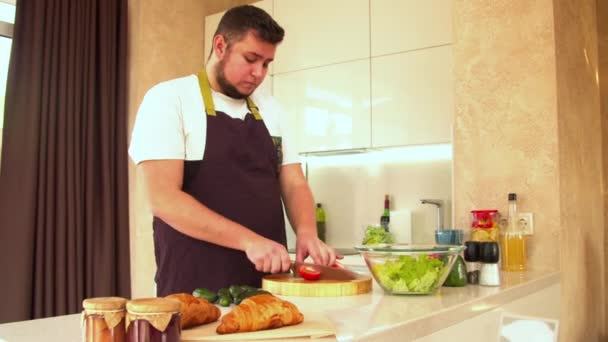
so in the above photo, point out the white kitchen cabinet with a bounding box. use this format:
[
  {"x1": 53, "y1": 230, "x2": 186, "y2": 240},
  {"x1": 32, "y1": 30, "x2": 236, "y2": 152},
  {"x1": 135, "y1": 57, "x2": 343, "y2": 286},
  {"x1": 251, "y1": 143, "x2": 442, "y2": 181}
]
[
  {"x1": 204, "y1": 0, "x2": 275, "y2": 75},
  {"x1": 258, "y1": 76, "x2": 273, "y2": 98},
  {"x1": 273, "y1": 60, "x2": 371, "y2": 153},
  {"x1": 371, "y1": 45, "x2": 453, "y2": 147},
  {"x1": 370, "y1": 0, "x2": 452, "y2": 57},
  {"x1": 273, "y1": 0, "x2": 369, "y2": 74}
]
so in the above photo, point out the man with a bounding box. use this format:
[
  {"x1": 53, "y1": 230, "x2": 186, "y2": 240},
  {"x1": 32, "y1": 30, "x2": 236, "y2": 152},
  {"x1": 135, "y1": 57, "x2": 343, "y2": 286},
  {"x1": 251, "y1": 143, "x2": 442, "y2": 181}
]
[{"x1": 129, "y1": 5, "x2": 339, "y2": 296}]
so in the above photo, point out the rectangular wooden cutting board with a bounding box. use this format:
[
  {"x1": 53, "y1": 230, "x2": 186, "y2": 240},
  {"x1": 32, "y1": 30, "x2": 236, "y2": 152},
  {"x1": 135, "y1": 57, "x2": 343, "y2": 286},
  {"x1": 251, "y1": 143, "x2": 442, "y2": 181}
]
[{"x1": 180, "y1": 313, "x2": 335, "y2": 341}]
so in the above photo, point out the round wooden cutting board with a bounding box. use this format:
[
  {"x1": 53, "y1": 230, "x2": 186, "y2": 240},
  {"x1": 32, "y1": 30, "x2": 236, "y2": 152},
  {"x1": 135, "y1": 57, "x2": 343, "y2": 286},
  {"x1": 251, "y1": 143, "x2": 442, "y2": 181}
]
[{"x1": 262, "y1": 273, "x2": 373, "y2": 297}]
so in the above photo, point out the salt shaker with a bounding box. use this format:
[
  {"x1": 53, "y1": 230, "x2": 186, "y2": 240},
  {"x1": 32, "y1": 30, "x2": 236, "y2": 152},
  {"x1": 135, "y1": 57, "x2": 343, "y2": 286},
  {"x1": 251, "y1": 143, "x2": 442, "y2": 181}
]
[{"x1": 479, "y1": 241, "x2": 501, "y2": 286}]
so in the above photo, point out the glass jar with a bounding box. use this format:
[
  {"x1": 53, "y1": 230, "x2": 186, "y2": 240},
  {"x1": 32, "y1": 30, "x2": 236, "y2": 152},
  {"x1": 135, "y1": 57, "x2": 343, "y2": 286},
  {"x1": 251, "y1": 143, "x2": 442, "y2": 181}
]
[
  {"x1": 470, "y1": 210, "x2": 499, "y2": 242},
  {"x1": 126, "y1": 298, "x2": 181, "y2": 342},
  {"x1": 82, "y1": 297, "x2": 127, "y2": 342}
]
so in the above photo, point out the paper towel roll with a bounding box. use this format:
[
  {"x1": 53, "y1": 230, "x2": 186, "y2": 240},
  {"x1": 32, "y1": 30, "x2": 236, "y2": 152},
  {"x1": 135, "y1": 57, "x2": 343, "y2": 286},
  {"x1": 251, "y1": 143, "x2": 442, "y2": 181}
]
[{"x1": 389, "y1": 210, "x2": 412, "y2": 243}]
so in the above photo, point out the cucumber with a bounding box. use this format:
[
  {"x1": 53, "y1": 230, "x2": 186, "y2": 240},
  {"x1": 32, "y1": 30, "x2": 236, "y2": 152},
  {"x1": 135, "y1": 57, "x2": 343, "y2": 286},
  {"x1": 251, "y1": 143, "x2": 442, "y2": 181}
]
[
  {"x1": 217, "y1": 288, "x2": 230, "y2": 299},
  {"x1": 218, "y1": 296, "x2": 232, "y2": 307},
  {"x1": 192, "y1": 287, "x2": 218, "y2": 303},
  {"x1": 239, "y1": 285, "x2": 258, "y2": 292},
  {"x1": 234, "y1": 289, "x2": 271, "y2": 305},
  {"x1": 228, "y1": 284, "x2": 245, "y2": 300}
]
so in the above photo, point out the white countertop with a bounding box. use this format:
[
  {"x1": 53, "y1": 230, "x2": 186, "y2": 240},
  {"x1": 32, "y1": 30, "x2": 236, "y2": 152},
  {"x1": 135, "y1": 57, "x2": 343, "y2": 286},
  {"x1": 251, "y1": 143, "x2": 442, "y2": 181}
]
[{"x1": 0, "y1": 262, "x2": 560, "y2": 342}]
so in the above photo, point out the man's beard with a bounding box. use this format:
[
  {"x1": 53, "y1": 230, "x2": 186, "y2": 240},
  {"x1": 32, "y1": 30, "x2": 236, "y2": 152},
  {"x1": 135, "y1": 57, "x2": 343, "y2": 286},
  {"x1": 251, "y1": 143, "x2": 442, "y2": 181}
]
[{"x1": 215, "y1": 58, "x2": 252, "y2": 99}]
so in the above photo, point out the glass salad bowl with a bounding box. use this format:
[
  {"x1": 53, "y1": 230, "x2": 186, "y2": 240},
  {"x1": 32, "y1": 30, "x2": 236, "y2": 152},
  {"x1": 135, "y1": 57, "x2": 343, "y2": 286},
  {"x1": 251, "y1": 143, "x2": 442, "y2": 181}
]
[{"x1": 354, "y1": 244, "x2": 465, "y2": 295}]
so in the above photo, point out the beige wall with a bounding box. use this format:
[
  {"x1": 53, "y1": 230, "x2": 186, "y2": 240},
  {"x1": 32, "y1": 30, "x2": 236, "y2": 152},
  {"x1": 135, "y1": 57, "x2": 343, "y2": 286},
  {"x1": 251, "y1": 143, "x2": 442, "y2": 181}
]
[
  {"x1": 453, "y1": 0, "x2": 560, "y2": 270},
  {"x1": 127, "y1": 0, "x2": 258, "y2": 298},
  {"x1": 454, "y1": 0, "x2": 606, "y2": 340}
]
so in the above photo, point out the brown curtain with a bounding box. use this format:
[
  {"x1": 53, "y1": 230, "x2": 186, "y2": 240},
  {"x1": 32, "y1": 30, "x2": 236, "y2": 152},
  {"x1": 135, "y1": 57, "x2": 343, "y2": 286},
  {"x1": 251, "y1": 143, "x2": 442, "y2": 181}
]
[{"x1": 0, "y1": 0, "x2": 130, "y2": 323}]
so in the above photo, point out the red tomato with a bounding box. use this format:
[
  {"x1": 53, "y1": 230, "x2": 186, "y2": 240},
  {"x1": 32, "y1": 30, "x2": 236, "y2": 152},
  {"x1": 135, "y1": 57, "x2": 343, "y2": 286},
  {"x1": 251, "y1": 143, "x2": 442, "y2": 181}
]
[{"x1": 298, "y1": 265, "x2": 321, "y2": 281}]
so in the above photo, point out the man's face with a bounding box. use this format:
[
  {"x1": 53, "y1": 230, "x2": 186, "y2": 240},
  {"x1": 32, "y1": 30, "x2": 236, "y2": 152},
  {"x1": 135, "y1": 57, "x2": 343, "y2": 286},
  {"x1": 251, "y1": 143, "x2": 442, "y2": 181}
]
[{"x1": 214, "y1": 30, "x2": 277, "y2": 99}]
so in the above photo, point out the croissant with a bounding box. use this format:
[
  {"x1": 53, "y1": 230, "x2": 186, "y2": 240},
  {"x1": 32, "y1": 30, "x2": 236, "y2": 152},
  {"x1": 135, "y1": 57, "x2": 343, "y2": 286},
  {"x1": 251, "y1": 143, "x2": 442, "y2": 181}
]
[
  {"x1": 216, "y1": 294, "x2": 304, "y2": 334},
  {"x1": 165, "y1": 293, "x2": 221, "y2": 329}
]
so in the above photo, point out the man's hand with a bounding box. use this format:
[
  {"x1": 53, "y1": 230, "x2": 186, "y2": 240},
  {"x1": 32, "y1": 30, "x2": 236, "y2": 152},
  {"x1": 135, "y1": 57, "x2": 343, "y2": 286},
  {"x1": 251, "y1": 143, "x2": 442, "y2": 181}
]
[
  {"x1": 295, "y1": 231, "x2": 343, "y2": 266},
  {"x1": 245, "y1": 237, "x2": 291, "y2": 274}
]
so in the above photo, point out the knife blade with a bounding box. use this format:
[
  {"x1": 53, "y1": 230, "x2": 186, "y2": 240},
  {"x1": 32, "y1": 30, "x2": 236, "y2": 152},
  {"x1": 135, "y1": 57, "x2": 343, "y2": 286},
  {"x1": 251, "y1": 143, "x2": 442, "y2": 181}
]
[{"x1": 291, "y1": 261, "x2": 361, "y2": 281}]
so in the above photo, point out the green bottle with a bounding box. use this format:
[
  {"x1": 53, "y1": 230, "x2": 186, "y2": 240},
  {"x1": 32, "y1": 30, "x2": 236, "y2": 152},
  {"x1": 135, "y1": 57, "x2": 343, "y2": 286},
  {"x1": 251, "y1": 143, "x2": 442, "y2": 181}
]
[
  {"x1": 316, "y1": 203, "x2": 326, "y2": 242},
  {"x1": 380, "y1": 194, "x2": 390, "y2": 231},
  {"x1": 443, "y1": 255, "x2": 467, "y2": 287}
]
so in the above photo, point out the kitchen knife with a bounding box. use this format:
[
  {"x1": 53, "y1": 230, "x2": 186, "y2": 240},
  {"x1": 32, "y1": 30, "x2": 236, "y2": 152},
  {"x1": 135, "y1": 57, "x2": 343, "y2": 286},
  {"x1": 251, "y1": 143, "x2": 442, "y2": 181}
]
[{"x1": 291, "y1": 261, "x2": 361, "y2": 281}]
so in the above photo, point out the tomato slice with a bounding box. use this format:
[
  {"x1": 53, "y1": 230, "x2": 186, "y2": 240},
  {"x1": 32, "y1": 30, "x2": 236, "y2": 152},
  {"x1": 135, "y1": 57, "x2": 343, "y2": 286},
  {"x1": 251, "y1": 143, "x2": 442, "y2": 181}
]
[{"x1": 298, "y1": 265, "x2": 321, "y2": 281}]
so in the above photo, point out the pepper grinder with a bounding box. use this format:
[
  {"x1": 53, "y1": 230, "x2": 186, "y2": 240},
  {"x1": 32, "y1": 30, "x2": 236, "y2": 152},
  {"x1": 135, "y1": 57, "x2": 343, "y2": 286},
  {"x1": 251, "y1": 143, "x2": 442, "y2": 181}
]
[
  {"x1": 479, "y1": 241, "x2": 501, "y2": 286},
  {"x1": 464, "y1": 241, "x2": 480, "y2": 285}
]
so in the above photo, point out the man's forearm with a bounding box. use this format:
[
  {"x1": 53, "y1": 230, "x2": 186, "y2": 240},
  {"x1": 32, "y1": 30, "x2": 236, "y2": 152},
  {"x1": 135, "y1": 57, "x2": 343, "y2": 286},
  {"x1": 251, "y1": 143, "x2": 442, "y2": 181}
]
[{"x1": 150, "y1": 189, "x2": 262, "y2": 252}]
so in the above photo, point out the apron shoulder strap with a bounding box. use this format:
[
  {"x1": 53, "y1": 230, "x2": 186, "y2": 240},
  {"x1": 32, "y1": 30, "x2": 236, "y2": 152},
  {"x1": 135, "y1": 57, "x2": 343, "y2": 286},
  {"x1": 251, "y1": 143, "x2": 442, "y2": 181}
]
[
  {"x1": 197, "y1": 69, "x2": 216, "y2": 116},
  {"x1": 197, "y1": 69, "x2": 263, "y2": 121},
  {"x1": 246, "y1": 97, "x2": 263, "y2": 121}
]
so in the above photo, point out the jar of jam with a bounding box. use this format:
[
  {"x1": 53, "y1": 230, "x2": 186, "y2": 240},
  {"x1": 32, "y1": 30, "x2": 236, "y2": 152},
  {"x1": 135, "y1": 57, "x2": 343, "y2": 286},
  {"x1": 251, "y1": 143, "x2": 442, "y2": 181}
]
[
  {"x1": 126, "y1": 298, "x2": 181, "y2": 342},
  {"x1": 470, "y1": 210, "x2": 499, "y2": 242},
  {"x1": 82, "y1": 297, "x2": 127, "y2": 342}
]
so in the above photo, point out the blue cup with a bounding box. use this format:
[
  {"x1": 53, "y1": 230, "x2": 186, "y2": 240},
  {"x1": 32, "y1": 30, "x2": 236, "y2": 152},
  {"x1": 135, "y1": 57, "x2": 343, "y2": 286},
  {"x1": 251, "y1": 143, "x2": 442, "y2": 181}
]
[{"x1": 435, "y1": 229, "x2": 464, "y2": 245}]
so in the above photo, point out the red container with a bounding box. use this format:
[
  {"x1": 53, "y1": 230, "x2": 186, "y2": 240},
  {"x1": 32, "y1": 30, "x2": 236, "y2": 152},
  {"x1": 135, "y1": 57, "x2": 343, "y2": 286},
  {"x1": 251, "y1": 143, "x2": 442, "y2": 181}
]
[{"x1": 470, "y1": 210, "x2": 498, "y2": 228}]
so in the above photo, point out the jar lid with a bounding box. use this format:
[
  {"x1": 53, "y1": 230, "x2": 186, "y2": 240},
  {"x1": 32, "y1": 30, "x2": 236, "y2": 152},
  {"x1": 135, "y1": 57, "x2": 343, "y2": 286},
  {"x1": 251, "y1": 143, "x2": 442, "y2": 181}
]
[
  {"x1": 127, "y1": 298, "x2": 180, "y2": 314},
  {"x1": 82, "y1": 297, "x2": 127, "y2": 311},
  {"x1": 463, "y1": 241, "x2": 480, "y2": 262},
  {"x1": 479, "y1": 241, "x2": 500, "y2": 263}
]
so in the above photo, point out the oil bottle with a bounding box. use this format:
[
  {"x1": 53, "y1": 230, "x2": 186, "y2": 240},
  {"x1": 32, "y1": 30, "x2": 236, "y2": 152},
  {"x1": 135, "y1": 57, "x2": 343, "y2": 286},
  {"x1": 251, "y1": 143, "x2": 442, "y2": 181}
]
[{"x1": 500, "y1": 193, "x2": 527, "y2": 271}]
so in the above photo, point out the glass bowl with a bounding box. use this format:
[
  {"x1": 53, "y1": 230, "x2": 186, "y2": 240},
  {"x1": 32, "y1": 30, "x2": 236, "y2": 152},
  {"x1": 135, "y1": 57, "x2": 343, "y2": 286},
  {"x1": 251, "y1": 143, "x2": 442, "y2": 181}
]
[{"x1": 354, "y1": 243, "x2": 465, "y2": 295}]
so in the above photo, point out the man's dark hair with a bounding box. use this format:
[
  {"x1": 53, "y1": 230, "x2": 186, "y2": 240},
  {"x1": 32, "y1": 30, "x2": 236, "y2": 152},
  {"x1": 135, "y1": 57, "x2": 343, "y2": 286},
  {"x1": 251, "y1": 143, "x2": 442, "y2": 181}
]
[{"x1": 213, "y1": 5, "x2": 284, "y2": 49}]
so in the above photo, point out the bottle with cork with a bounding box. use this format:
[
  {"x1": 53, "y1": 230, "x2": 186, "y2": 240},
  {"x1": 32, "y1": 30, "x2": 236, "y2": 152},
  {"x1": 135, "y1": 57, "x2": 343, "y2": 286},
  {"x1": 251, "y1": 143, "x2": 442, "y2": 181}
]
[
  {"x1": 380, "y1": 194, "x2": 390, "y2": 231},
  {"x1": 500, "y1": 193, "x2": 527, "y2": 271}
]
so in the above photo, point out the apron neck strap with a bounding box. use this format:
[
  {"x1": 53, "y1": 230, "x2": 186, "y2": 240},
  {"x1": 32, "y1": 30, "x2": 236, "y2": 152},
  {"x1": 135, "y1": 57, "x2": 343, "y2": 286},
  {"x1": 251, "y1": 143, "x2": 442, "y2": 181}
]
[{"x1": 197, "y1": 69, "x2": 263, "y2": 120}]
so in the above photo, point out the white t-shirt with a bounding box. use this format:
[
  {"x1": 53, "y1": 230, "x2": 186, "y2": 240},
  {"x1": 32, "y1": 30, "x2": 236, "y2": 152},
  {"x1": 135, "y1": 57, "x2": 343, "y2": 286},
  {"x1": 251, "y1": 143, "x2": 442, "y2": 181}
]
[{"x1": 129, "y1": 75, "x2": 299, "y2": 166}]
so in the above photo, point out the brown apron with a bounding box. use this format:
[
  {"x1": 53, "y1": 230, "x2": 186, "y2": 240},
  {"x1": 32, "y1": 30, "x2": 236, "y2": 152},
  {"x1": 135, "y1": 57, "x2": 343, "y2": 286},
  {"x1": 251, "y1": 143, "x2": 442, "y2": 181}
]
[{"x1": 152, "y1": 70, "x2": 286, "y2": 296}]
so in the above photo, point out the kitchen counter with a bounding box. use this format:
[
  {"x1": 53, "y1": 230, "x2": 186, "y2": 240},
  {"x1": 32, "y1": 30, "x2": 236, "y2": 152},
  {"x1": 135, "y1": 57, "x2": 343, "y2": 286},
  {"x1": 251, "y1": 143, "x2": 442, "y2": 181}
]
[{"x1": 0, "y1": 267, "x2": 560, "y2": 342}]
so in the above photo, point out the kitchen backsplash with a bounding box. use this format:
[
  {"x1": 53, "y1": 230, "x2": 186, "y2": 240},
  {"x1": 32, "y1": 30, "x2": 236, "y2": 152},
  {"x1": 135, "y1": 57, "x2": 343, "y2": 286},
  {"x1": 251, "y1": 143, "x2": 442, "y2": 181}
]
[{"x1": 285, "y1": 145, "x2": 453, "y2": 248}]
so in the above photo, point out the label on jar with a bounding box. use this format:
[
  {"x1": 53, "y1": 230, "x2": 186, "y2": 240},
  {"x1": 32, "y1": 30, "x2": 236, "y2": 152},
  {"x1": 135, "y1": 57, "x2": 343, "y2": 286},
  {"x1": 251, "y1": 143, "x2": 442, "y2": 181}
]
[
  {"x1": 81, "y1": 310, "x2": 126, "y2": 330},
  {"x1": 126, "y1": 312, "x2": 174, "y2": 332}
]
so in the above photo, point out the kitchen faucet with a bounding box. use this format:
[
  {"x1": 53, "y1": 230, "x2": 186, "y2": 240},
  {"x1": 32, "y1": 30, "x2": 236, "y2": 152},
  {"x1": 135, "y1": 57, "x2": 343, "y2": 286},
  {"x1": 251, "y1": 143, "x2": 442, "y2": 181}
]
[{"x1": 420, "y1": 199, "x2": 444, "y2": 231}]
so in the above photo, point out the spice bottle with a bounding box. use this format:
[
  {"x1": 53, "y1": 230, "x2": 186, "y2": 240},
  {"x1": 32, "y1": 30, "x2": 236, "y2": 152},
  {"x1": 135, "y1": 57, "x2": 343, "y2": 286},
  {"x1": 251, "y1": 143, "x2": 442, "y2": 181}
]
[
  {"x1": 82, "y1": 297, "x2": 127, "y2": 342},
  {"x1": 126, "y1": 298, "x2": 181, "y2": 342}
]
